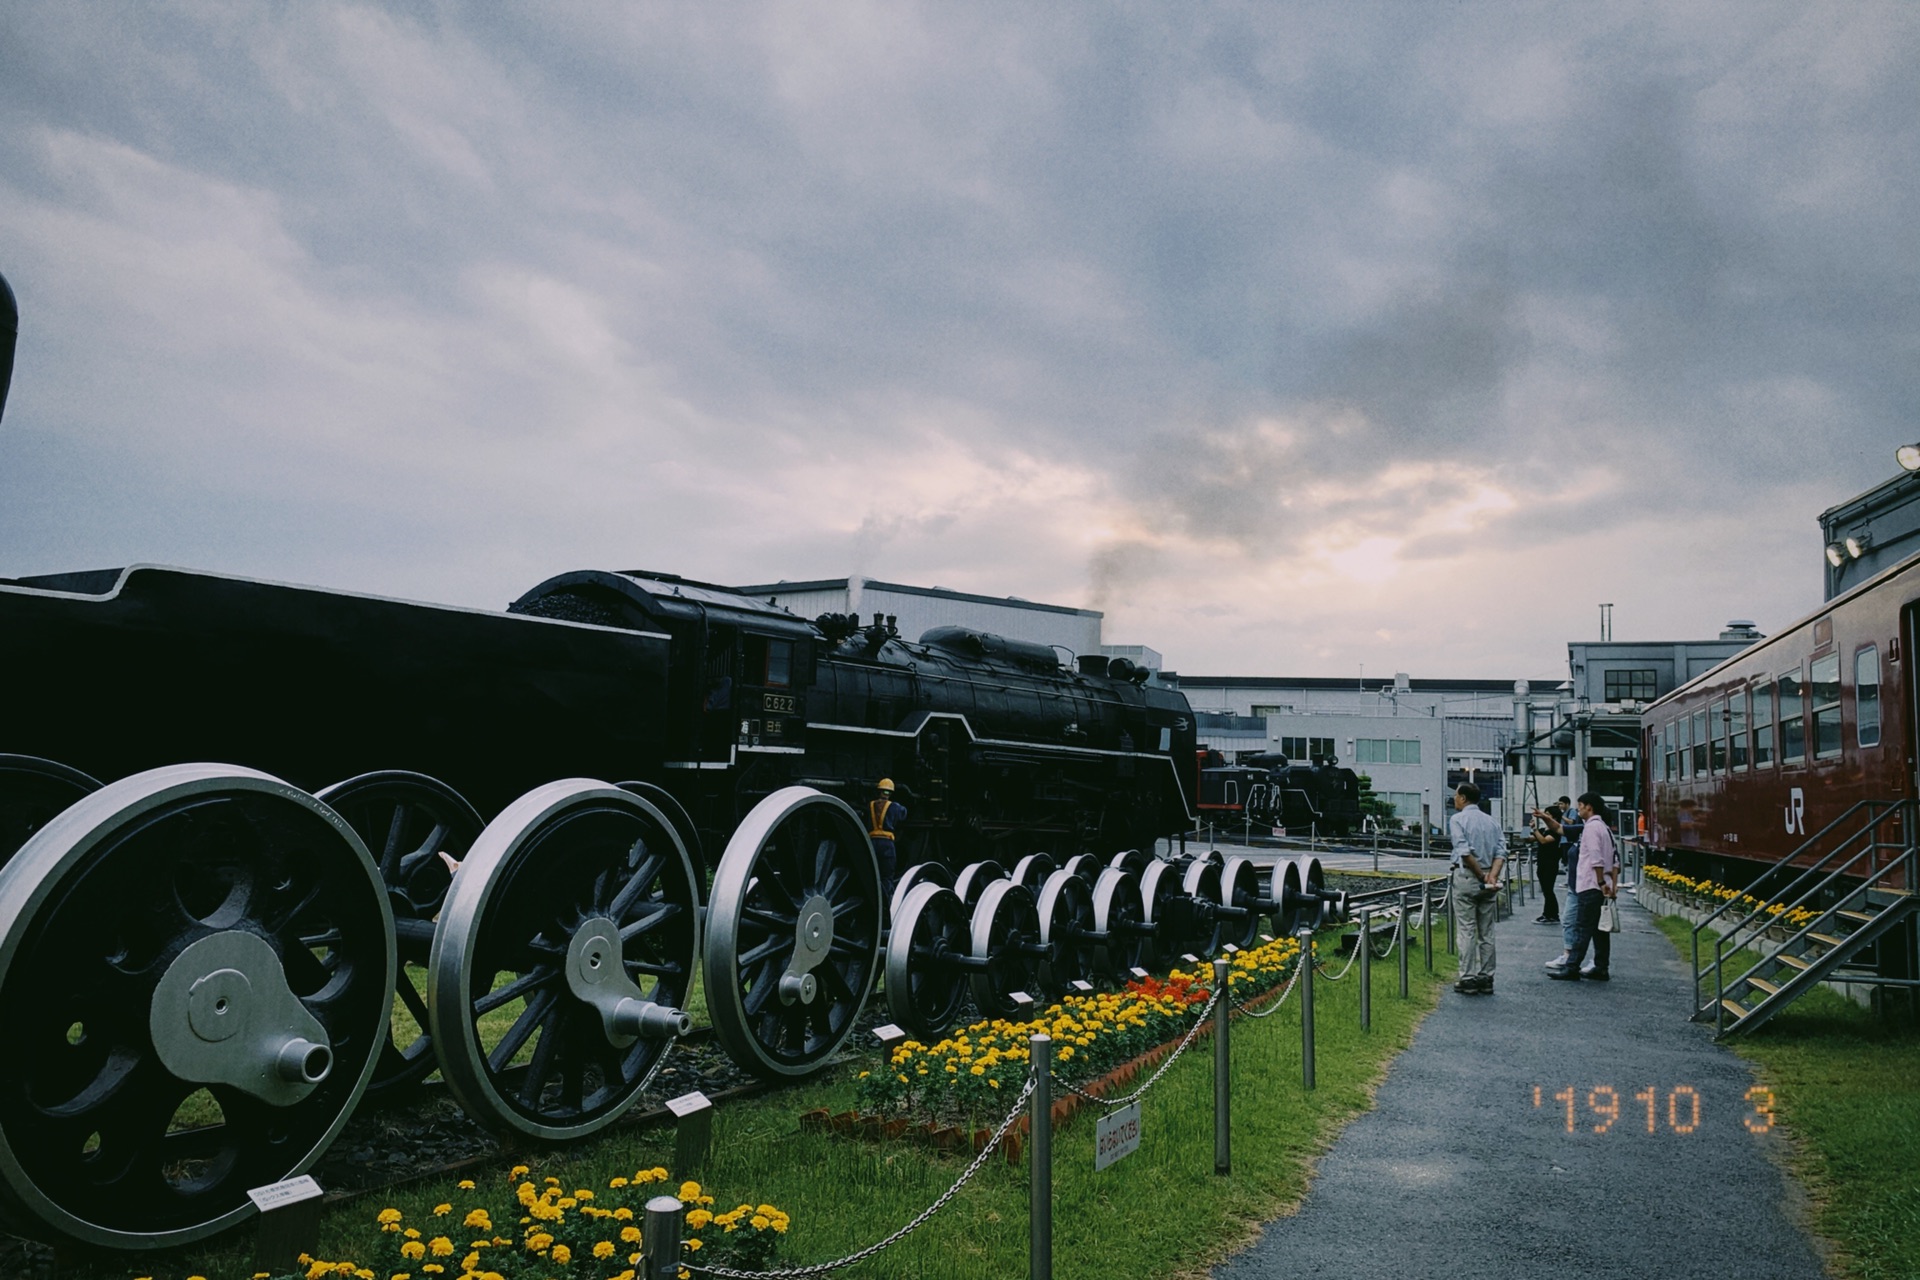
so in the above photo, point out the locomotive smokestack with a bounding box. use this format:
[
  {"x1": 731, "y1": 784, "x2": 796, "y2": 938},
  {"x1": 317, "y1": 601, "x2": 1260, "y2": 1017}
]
[{"x1": 0, "y1": 271, "x2": 16, "y2": 426}]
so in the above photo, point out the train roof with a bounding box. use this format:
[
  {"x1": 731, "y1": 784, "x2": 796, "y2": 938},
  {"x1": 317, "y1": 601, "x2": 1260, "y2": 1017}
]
[{"x1": 1654, "y1": 547, "x2": 1920, "y2": 710}]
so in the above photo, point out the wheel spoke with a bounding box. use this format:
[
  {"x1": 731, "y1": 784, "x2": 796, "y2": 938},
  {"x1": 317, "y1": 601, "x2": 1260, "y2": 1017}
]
[
  {"x1": 487, "y1": 988, "x2": 558, "y2": 1072},
  {"x1": 379, "y1": 803, "x2": 409, "y2": 880},
  {"x1": 608, "y1": 849, "x2": 664, "y2": 919},
  {"x1": 516, "y1": 1004, "x2": 566, "y2": 1107},
  {"x1": 473, "y1": 968, "x2": 554, "y2": 1016},
  {"x1": 617, "y1": 901, "x2": 681, "y2": 941}
]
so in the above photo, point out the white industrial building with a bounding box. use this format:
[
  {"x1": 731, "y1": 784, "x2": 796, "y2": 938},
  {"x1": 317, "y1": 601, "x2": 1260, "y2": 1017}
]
[{"x1": 728, "y1": 576, "x2": 1104, "y2": 659}]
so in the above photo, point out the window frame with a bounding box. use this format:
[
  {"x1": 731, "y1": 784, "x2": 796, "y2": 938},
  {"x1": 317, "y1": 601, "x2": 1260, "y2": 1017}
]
[
  {"x1": 1604, "y1": 668, "x2": 1658, "y2": 702},
  {"x1": 1729, "y1": 689, "x2": 1748, "y2": 772},
  {"x1": 1856, "y1": 645, "x2": 1882, "y2": 749},
  {"x1": 1691, "y1": 709, "x2": 1708, "y2": 775},
  {"x1": 1780, "y1": 667, "x2": 1806, "y2": 764},
  {"x1": 1751, "y1": 680, "x2": 1775, "y2": 768},
  {"x1": 1709, "y1": 697, "x2": 1729, "y2": 774}
]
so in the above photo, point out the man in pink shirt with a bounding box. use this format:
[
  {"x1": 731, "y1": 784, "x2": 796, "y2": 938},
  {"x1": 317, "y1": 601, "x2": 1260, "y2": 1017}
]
[{"x1": 1546, "y1": 792, "x2": 1618, "y2": 981}]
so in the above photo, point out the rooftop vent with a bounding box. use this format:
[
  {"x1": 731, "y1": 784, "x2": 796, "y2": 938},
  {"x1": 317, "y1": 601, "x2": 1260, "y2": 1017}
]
[{"x1": 1720, "y1": 620, "x2": 1763, "y2": 641}]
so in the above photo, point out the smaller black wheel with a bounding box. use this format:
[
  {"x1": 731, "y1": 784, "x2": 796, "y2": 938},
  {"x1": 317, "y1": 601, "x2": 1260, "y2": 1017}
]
[
  {"x1": 1108, "y1": 848, "x2": 1150, "y2": 875},
  {"x1": 1090, "y1": 867, "x2": 1149, "y2": 981},
  {"x1": 1217, "y1": 857, "x2": 1263, "y2": 951},
  {"x1": 968, "y1": 881, "x2": 1046, "y2": 1020},
  {"x1": 883, "y1": 884, "x2": 969, "y2": 1040},
  {"x1": 1270, "y1": 859, "x2": 1320, "y2": 935},
  {"x1": 1177, "y1": 858, "x2": 1225, "y2": 957},
  {"x1": 952, "y1": 860, "x2": 1007, "y2": 908},
  {"x1": 1060, "y1": 854, "x2": 1098, "y2": 883},
  {"x1": 1137, "y1": 860, "x2": 1186, "y2": 966},
  {"x1": 1011, "y1": 853, "x2": 1056, "y2": 891},
  {"x1": 889, "y1": 861, "x2": 953, "y2": 924}
]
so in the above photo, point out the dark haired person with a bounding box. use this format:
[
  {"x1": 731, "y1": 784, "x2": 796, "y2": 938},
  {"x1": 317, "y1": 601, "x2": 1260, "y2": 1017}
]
[
  {"x1": 1547, "y1": 792, "x2": 1618, "y2": 981},
  {"x1": 1528, "y1": 802, "x2": 1565, "y2": 924},
  {"x1": 1447, "y1": 782, "x2": 1504, "y2": 995}
]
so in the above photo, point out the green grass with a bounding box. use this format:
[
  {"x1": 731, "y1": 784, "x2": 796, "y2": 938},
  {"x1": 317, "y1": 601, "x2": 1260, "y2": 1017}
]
[
  {"x1": 67, "y1": 938, "x2": 1446, "y2": 1280},
  {"x1": 1653, "y1": 915, "x2": 1920, "y2": 1280}
]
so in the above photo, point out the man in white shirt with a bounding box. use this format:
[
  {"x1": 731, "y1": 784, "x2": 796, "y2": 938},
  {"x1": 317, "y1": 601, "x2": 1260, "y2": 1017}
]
[{"x1": 1448, "y1": 782, "x2": 1505, "y2": 995}]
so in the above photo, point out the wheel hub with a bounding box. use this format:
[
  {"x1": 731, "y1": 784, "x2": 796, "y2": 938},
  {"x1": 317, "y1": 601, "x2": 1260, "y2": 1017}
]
[
  {"x1": 779, "y1": 894, "x2": 834, "y2": 1005},
  {"x1": 565, "y1": 915, "x2": 692, "y2": 1047},
  {"x1": 149, "y1": 930, "x2": 333, "y2": 1106}
]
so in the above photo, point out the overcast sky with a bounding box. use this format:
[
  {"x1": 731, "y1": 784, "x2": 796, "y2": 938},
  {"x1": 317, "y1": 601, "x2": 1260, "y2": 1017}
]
[{"x1": 1, "y1": 3, "x2": 1915, "y2": 677}]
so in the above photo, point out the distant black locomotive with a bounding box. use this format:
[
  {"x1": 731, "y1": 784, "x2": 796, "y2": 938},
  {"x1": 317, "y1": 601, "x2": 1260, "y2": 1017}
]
[{"x1": 1194, "y1": 749, "x2": 1361, "y2": 837}]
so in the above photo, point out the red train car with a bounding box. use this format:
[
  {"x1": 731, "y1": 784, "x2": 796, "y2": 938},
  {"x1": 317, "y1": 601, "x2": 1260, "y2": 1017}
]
[{"x1": 1642, "y1": 554, "x2": 1916, "y2": 892}]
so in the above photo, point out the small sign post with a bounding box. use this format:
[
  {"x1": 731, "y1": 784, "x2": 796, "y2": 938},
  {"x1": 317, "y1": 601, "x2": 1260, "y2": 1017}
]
[
  {"x1": 667, "y1": 1090, "x2": 713, "y2": 1175},
  {"x1": 249, "y1": 1174, "x2": 323, "y2": 1274},
  {"x1": 1094, "y1": 1102, "x2": 1142, "y2": 1172}
]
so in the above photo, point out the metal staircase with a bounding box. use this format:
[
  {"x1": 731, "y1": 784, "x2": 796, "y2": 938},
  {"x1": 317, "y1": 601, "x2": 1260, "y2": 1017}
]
[{"x1": 1689, "y1": 798, "x2": 1919, "y2": 1039}]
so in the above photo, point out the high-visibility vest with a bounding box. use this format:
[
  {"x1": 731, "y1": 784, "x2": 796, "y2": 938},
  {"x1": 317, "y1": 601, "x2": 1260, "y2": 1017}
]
[{"x1": 869, "y1": 799, "x2": 897, "y2": 840}]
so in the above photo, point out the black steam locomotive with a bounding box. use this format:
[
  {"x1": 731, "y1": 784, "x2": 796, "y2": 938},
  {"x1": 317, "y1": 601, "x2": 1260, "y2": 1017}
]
[{"x1": 1194, "y1": 749, "x2": 1361, "y2": 837}]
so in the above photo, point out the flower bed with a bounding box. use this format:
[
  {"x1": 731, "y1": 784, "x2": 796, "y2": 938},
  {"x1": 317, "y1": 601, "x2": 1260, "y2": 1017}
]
[
  {"x1": 851, "y1": 934, "x2": 1305, "y2": 1134},
  {"x1": 1643, "y1": 865, "x2": 1820, "y2": 931},
  {"x1": 267, "y1": 1168, "x2": 788, "y2": 1280}
]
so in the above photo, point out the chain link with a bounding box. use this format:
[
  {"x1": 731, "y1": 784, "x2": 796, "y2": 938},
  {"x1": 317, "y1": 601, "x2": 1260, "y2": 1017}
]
[
  {"x1": 682, "y1": 1072, "x2": 1038, "y2": 1279},
  {"x1": 1053, "y1": 981, "x2": 1223, "y2": 1110},
  {"x1": 1229, "y1": 953, "x2": 1305, "y2": 1019}
]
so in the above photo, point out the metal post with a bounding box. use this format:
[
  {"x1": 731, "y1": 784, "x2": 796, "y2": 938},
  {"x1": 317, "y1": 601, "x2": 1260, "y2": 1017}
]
[
  {"x1": 1213, "y1": 957, "x2": 1231, "y2": 1175},
  {"x1": 1030, "y1": 1032, "x2": 1052, "y2": 1280},
  {"x1": 1299, "y1": 929, "x2": 1316, "y2": 1090},
  {"x1": 1420, "y1": 805, "x2": 1430, "y2": 858},
  {"x1": 1372, "y1": 824, "x2": 1380, "y2": 873},
  {"x1": 1445, "y1": 878, "x2": 1456, "y2": 956},
  {"x1": 1397, "y1": 890, "x2": 1410, "y2": 998},
  {"x1": 642, "y1": 1196, "x2": 683, "y2": 1280},
  {"x1": 1423, "y1": 878, "x2": 1434, "y2": 972},
  {"x1": 1359, "y1": 908, "x2": 1372, "y2": 1031}
]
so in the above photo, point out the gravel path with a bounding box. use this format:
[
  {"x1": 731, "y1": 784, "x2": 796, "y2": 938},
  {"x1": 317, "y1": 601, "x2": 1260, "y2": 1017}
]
[{"x1": 1212, "y1": 895, "x2": 1830, "y2": 1280}]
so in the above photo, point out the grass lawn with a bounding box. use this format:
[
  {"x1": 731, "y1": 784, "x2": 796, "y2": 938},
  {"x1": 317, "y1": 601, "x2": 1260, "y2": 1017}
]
[
  {"x1": 62, "y1": 934, "x2": 1446, "y2": 1280},
  {"x1": 1652, "y1": 915, "x2": 1920, "y2": 1280}
]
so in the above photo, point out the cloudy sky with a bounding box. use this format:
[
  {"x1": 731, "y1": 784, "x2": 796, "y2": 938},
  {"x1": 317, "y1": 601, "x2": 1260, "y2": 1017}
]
[{"x1": 1, "y1": 3, "x2": 1915, "y2": 677}]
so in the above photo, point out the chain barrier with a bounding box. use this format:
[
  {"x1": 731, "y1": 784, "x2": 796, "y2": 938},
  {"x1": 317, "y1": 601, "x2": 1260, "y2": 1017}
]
[
  {"x1": 1054, "y1": 981, "x2": 1224, "y2": 1111},
  {"x1": 1312, "y1": 934, "x2": 1363, "y2": 982},
  {"x1": 681, "y1": 1072, "x2": 1038, "y2": 1279},
  {"x1": 1226, "y1": 950, "x2": 1306, "y2": 1019}
]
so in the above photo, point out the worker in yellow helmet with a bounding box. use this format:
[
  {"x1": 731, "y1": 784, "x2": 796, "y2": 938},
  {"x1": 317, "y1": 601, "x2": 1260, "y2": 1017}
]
[{"x1": 868, "y1": 778, "x2": 908, "y2": 900}]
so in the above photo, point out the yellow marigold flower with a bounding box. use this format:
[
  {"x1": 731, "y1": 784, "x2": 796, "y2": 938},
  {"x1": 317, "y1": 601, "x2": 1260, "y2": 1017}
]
[
  {"x1": 390, "y1": 1274, "x2": 411, "y2": 1280},
  {"x1": 306, "y1": 1264, "x2": 330, "y2": 1280},
  {"x1": 686, "y1": 1238, "x2": 702, "y2": 1251},
  {"x1": 613, "y1": 1206, "x2": 634, "y2": 1221},
  {"x1": 378, "y1": 1208, "x2": 403, "y2": 1225},
  {"x1": 621, "y1": 1224, "x2": 641, "y2": 1243},
  {"x1": 679, "y1": 1180, "x2": 702, "y2": 1200},
  {"x1": 551, "y1": 1243, "x2": 571, "y2": 1264},
  {"x1": 750, "y1": 1214, "x2": 771, "y2": 1230},
  {"x1": 459, "y1": 1252, "x2": 479, "y2": 1272},
  {"x1": 686, "y1": 1208, "x2": 713, "y2": 1228},
  {"x1": 510, "y1": 1164, "x2": 529, "y2": 1177},
  {"x1": 401, "y1": 1241, "x2": 426, "y2": 1261},
  {"x1": 404, "y1": 1227, "x2": 421, "y2": 1240},
  {"x1": 557, "y1": 1196, "x2": 576, "y2": 1209},
  {"x1": 463, "y1": 1209, "x2": 492, "y2": 1230},
  {"x1": 609, "y1": 1176, "x2": 629, "y2": 1188},
  {"x1": 433, "y1": 1204, "x2": 451, "y2": 1216},
  {"x1": 575, "y1": 1189, "x2": 594, "y2": 1200},
  {"x1": 592, "y1": 1241, "x2": 616, "y2": 1259},
  {"x1": 429, "y1": 1236, "x2": 454, "y2": 1257},
  {"x1": 457, "y1": 1179, "x2": 476, "y2": 1190},
  {"x1": 421, "y1": 1268, "x2": 442, "y2": 1276}
]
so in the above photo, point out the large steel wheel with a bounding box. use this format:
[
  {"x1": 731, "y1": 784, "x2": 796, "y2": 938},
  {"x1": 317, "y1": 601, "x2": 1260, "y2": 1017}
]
[
  {"x1": 967, "y1": 881, "x2": 1047, "y2": 1020},
  {"x1": 952, "y1": 859, "x2": 1007, "y2": 908},
  {"x1": 428, "y1": 781, "x2": 698, "y2": 1141},
  {"x1": 0, "y1": 765, "x2": 392, "y2": 1250},
  {"x1": 1034, "y1": 870, "x2": 1096, "y2": 994},
  {"x1": 316, "y1": 771, "x2": 483, "y2": 1099},
  {"x1": 1177, "y1": 858, "x2": 1226, "y2": 957},
  {"x1": 704, "y1": 787, "x2": 880, "y2": 1080},
  {"x1": 1217, "y1": 857, "x2": 1264, "y2": 951},
  {"x1": 0, "y1": 754, "x2": 100, "y2": 869},
  {"x1": 1091, "y1": 867, "x2": 1150, "y2": 982},
  {"x1": 888, "y1": 861, "x2": 952, "y2": 925},
  {"x1": 883, "y1": 883, "x2": 970, "y2": 1040}
]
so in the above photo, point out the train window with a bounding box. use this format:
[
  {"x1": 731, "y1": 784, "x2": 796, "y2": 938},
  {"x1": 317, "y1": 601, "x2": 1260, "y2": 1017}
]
[
  {"x1": 1709, "y1": 698, "x2": 1728, "y2": 774},
  {"x1": 1857, "y1": 646, "x2": 1881, "y2": 748},
  {"x1": 1691, "y1": 710, "x2": 1708, "y2": 775},
  {"x1": 765, "y1": 639, "x2": 793, "y2": 688},
  {"x1": 1751, "y1": 680, "x2": 1775, "y2": 768},
  {"x1": 1661, "y1": 720, "x2": 1675, "y2": 782},
  {"x1": 1810, "y1": 653, "x2": 1841, "y2": 759},
  {"x1": 1780, "y1": 669, "x2": 1805, "y2": 763},
  {"x1": 1729, "y1": 691, "x2": 1748, "y2": 771},
  {"x1": 1675, "y1": 714, "x2": 1690, "y2": 779}
]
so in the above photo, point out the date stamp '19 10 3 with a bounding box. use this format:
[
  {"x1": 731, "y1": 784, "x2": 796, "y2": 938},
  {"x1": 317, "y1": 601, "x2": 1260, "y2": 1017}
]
[{"x1": 1531, "y1": 1085, "x2": 1776, "y2": 1135}]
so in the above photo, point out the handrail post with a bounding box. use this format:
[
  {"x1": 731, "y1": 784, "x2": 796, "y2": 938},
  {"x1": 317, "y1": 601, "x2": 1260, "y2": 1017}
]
[
  {"x1": 1359, "y1": 908, "x2": 1372, "y2": 1031},
  {"x1": 642, "y1": 1197, "x2": 683, "y2": 1280},
  {"x1": 1299, "y1": 929, "x2": 1316, "y2": 1090},
  {"x1": 1030, "y1": 1032, "x2": 1052, "y2": 1280},
  {"x1": 1713, "y1": 938, "x2": 1725, "y2": 1034},
  {"x1": 1423, "y1": 878, "x2": 1434, "y2": 972},
  {"x1": 1213, "y1": 957, "x2": 1231, "y2": 1175},
  {"x1": 1397, "y1": 890, "x2": 1410, "y2": 998}
]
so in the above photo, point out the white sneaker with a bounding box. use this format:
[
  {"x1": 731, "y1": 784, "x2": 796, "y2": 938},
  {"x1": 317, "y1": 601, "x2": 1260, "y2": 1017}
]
[
  {"x1": 1546, "y1": 952, "x2": 1569, "y2": 970},
  {"x1": 1579, "y1": 964, "x2": 1596, "y2": 976}
]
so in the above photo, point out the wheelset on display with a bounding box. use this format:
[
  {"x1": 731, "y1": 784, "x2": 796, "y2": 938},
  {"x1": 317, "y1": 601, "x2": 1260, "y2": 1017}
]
[
  {"x1": 0, "y1": 765, "x2": 394, "y2": 1250},
  {"x1": 0, "y1": 753, "x2": 101, "y2": 868}
]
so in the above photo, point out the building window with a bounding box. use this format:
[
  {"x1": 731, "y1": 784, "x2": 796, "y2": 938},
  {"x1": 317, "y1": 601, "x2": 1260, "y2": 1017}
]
[
  {"x1": 1810, "y1": 652, "x2": 1841, "y2": 759},
  {"x1": 1752, "y1": 680, "x2": 1775, "y2": 768},
  {"x1": 1857, "y1": 647, "x2": 1881, "y2": 748},
  {"x1": 1604, "y1": 669, "x2": 1658, "y2": 702},
  {"x1": 1780, "y1": 668, "x2": 1805, "y2": 763},
  {"x1": 1252, "y1": 704, "x2": 1290, "y2": 719},
  {"x1": 1729, "y1": 691, "x2": 1748, "y2": 771},
  {"x1": 1356, "y1": 738, "x2": 1418, "y2": 765},
  {"x1": 1279, "y1": 736, "x2": 1336, "y2": 761},
  {"x1": 1390, "y1": 739, "x2": 1421, "y2": 765},
  {"x1": 1356, "y1": 739, "x2": 1387, "y2": 764},
  {"x1": 1384, "y1": 792, "x2": 1422, "y2": 822},
  {"x1": 1709, "y1": 698, "x2": 1728, "y2": 774}
]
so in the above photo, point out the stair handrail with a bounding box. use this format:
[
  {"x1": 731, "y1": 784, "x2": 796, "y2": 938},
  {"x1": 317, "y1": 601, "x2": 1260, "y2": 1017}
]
[
  {"x1": 1720, "y1": 843, "x2": 1916, "y2": 1004},
  {"x1": 1689, "y1": 797, "x2": 1909, "y2": 1018}
]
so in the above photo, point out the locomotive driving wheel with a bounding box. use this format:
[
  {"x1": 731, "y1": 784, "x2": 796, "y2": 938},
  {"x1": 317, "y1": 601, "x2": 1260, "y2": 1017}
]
[
  {"x1": 427, "y1": 781, "x2": 698, "y2": 1141},
  {"x1": 0, "y1": 754, "x2": 100, "y2": 869},
  {"x1": 0, "y1": 765, "x2": 393, "y2": 1250},
  {"x1": 1011, "y1": 853, "x2": 1056, "y2": 891},
  {"x1": 704, "y1": 787, "x2": 881, "y2": 1080},
  {"x1": 1090, "y1": 867, "x2": 1152, "y2": 982},
  {"x1": 889, "y1": 861, "x2": 953, "y2": 925},
  {"x1": 883, "y1": 883, "x2": 970, "y2": 1040},
  {"x1": 952, "y1": 860, "x2": 1007, "y2": 908},
  {"x1": 1217, "y1": 856, "x2": 1264, "y2": 951},
  {"x1": 967, "y1": 880, "x2": 1048, "y2": 1020},
  {"x1": 316, "y1": 771, "x2": 483, "y2": 1099},
  {"x1": 1034, "y1": 869, "x2": 1097, "y2": 994},
  {"x1": 1176, "y1": 857, "x2": 1226, "y2": 957}
]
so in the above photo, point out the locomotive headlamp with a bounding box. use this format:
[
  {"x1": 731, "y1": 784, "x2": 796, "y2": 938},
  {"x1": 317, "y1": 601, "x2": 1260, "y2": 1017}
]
[
  {"x1": 1898, "y1": 443, "x2": 1920, "y2": 471},
  {"x1": 1845, "y1": 532, "x2": 1872, "y2": 559},
  {"x1": 1825, "y1": 543, "x2": 1847, "y2": 568}
]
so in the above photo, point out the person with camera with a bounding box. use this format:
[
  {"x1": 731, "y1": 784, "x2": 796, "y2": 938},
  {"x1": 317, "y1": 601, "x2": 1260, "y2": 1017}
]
[
  {"x1": 1448, "y1": 782, "x2": 1505, "y2": 995},
  {"x1": 1528, "y1": 801, "x2": 1566, "y2": 924},
  {"x1": 1546, "y1": 792, "x2": 1619, "y2": 982}
]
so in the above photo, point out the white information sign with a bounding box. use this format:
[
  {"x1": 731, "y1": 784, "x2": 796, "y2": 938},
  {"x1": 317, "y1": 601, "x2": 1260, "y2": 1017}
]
[
  {"x1": 1094, "y1": 1102, "x2": 1142, "y2": 1172},
  {"x1": 247, "y1": 1174, "x2": 323, "y2": 1212}
]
